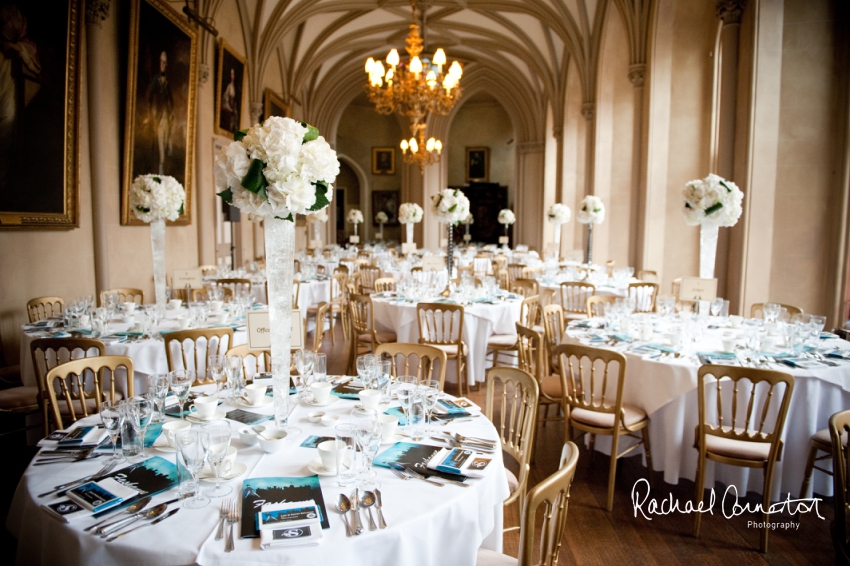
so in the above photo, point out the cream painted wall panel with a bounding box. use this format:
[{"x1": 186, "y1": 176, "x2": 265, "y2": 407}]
[
  {"x1": 769, "y1": 0, "x2": 837, "y2": 316},
  {"x1": 543, "y1": 106, "x2": 557, "y2": 247},
  {"x1": 447, "y1": 100, "x2": 515, "y2": 192},
  {"x1": 563, "y1": 60, "x2": 585, "y2": 255}
]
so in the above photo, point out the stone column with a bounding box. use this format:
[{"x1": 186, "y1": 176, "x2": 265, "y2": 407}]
[
  {"x1": 581, "y1": 102, "x2": 596, "y2": 259},
  {"x1": 628, "y1": 64, "x2": 646, "y2": 269},
  {"x1": 85, "y1": 0, "x2": 115, "y2": 293},
  {"x1": 195, "y1": 62, "x2": 216, "y2": 265},
  {"x1": 249, "y1": 101, "x2": 263, "y2": 127},
  {"x1": 516, "y1": 141, "x2": 546, "y2": 252}
]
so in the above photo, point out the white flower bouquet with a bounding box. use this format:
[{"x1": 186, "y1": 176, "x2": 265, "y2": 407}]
[
  {"x1": 347, "y1": 209, "x2": 364, "y2": 224},
  {"x1": 547, "y1": 203, "x2": 571, "y2": 225},
  {"x1": 498, "y1": 209, "x2": 515, "y2": 225},
  {"x1": 460, "y1": 212, "x2": 474, "y2": 225},
  {"x1": 398, "y1": 203, "x2": 424, "y2": 224},
  {"x1": 682, "y1": 173, "x2": 743, "y2": 227},
  {"x1": 307, "y1": 208, "x2": 328, "y2": 223},
  {"x1": 431, "y1": 189, "x2": 470, "y2": 226},
  {"x1": 577, "y1": 195, "x2": 605, "y2": 224},
  {"x1": 214, "y1": 117, "x2": 338, "y2": 219},
  {"x1": 375, "y1": 211, "x2": 388, "y2": 224},
  {"x1": 130, "y1": 175, "x2": 185, "y2": 223}
]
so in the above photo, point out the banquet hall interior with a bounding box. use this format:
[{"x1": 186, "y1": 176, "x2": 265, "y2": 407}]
[{"x1": 0, "y1": 0, "x2": 849, "y2": 563}]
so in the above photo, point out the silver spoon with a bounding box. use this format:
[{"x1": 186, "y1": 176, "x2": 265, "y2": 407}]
[
  {"x1": 252, "y1": 425, "x2": 271, "y2": 440},
  {"x1": 360, "y1": 491, "x2": 378, "y2": 531},
  {"x1": 337, "y1": 494, "x2": 356, "y2": 536},
  {"x1": 85, "y1": 496, "x2": 151, "y2": 532},
  {"x1": 98, "y1": 503, "x2": 168, "y2": 537}
]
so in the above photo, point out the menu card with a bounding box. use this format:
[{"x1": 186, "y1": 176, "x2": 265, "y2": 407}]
[
  {"x1": 373, "y1": 441, "x2": 468, "y2": 482},
  {"x1": 240, "y1": 476, "x2": 330, "y2": 538}
]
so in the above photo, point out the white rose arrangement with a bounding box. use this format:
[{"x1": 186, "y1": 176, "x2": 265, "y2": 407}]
[
  {"x1": 431, "y1": 188, "x2": 470, "y2": 226},
  {"x1": 307, "y1": 208, "x2": 328, "y2": 223},
  {"x1": 347, "y1": 209, "x2": 364, "y2": 224},
  {"x1": 682, "y1": 173, "x2": 743, "y2": 227},
  {"x1": 130, "y1": 175, "x2": 185, "y2": 223},
  {"x1": 577, "y1": 195, "x2": 605, "y2": 224},
  {"x1": 460, "y1": 212, "x2": 474, "y2": 225},
  {"x1": 214, "y1": 117, "x2": 339, "y2": 219},
  {"x1": 398, "y1": 203, "x2": 424, "y2": 224},
  {"x1": 375, "y1": 211, "x2": 388, "y2": 224},
  {"x1": 547, "y1": 203, "x2": 571, "y2": 225},
  {"x1": 497, "y1": 209, "x2": 515, "y2": 225}
]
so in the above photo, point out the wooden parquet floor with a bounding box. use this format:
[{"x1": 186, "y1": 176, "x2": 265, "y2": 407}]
[{"x1": 0, "y1": 322, "x2": 835, "y2": 563}]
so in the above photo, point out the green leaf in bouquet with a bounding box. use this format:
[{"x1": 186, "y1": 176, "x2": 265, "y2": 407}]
[
  {"x1": 178, "y1": 202, "x2": 184, "y2": 215},
  {"x1": 719, "y1": 179, "x2": 733, "y2": 193},
  {"x1": 704, "y1": 202, "x2": 724, "y2": 216},
  {"x1": 152, "y1": 176, "x2": 161, "y2": 183},
  {"x1": 242, "y1": 158, "x2": 268, "y2": 196},
  {"x1": 301, "y1": 123, "x2": 319, "y2": 143},
  {"x1": 234, "y1": 129, "x2": 248, "y2": 142},
  {"x1": 274, "y1": 213, "x2": 294, "y2": 222},
  {"x1": 308, "y1": 182, "x2": 330, "y2": 211},
  {"x1": 217, "y1": 188, "x2": 233, "y2": 204}
]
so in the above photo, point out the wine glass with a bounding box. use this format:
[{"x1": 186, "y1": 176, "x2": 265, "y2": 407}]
[
  {"x1": 169, "y1": 370, "x2": 194, "y2": 419},
  {"x1": 811, "y1": 315, "x2": 827, "y2": 337},
  {"x1": 177, "y1": 430, "x2": 211, "y2": 509},
  {"x1": 420, "y1": 379, "x2": 441, "y2": 434},
  {"x1": 207, "y1": 355, "x2": 227, "y2": 395},
  {"x1": 147, "y1": 374, "x2": 170, "y2": 422},
  {"x1": 148, "y1": 304, "x2": 165, "y2": 339},
  {"x1": 293, "y1": 350, "x2": 315, "y2": 399},
  {"x1": 127, "y1": 397, "x2": 154, "y2": 461},
  {"x1": 225, "y1": 356, "x2": 244, "y2": 400},
  {"x1": 710, "y1": 297, "x2": 724, "y2": 318},
  {"x1": 396, "y1": 376, "x2": 417, "y2": 431},
  {"x1": 313, "y1": 353, "x2": 327, "y2": 383},
  {"x1": 335, "y1": 423, "x2": 357, "y2": 487},
  {"x1": 351, "y1": 407, "x2": 382, "y2": 490},
  {"x1": 202, "y1": 421, "x2": 233, "y2": 498},
  {"x1": 356, "y1": 354, "x2": 375, "y2": 388},
  {"x1": 763, "y1": 302, "x2": 780, "y2": 323},
  {"x1": 100, "y1": 400, "x2": 125, "y2": 463}
]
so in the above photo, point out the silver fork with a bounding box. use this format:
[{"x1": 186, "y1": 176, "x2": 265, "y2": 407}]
[
  {"x1": 405, "y1": 466, "x2": 470, "y2": 488},
  {"x1": 390, "y1": 467, "x2": 443, "y2": 487},
  {"x1": 40, "y1": 461, "x2": 116, "y2": 498},
  {"x1": 215, "y1": 499, "x2": 228, "y2": 541},
  {"x1": 224, "y1": 499, "x2": 239, "y2": 552}
]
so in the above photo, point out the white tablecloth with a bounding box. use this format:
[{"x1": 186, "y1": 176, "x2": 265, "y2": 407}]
[
  {"x1": 371, "y1": 297, "x2": 522, "y2": 387},
  {"x1": 8, "y1": 387, "x2": 508, "y2": 566},
  {"x1": 563, "y1": 317, "x2": 850, "y2": 500}
]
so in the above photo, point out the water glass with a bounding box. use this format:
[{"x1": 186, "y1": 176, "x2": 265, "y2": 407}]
[
  {"x1": 407, "y1": 392, "x2": 426, "y2": 441},
  {"x1": 396, "y1": 376, "x2": 417, "y2": 431},
  {"x1": 225, "y1": 356, "x2": 244, "y2": 400},
  {"x1": 313, "y1": 353, "x2": 327, "y2": 383},
  {"x1": 126, "y1": 396, "x2": 154, "y2": 461},
  {"x1": 147, "y1": 374, "x2": 170, "y2": 422},
  {"x1": 352, "y1": 409, "x2": 382, "y2": 491},
  {"x1": 177, "y1": 430, "x2": 211, "y2": 509},
  {"x1": 100, "y1": 400, "x2": 125, "y2": 463},
  {"x1": 335, "y1": 423, "x2": 358, "y2": 487},
  {"x1": 170, "y1": 370, "x2": 194, "y2": 419},
  {"x1": 763, "y1": 302, "x2": 780, "y2": 323},
  {"x1": 420, "y1": 380, "x2": 440, "y2": 433},
  {"x1": 202, "y1": 421, "x2": 233, "y2": 497},
  {"x1": 208, "y1": 355, "x2": 227, "y2": 394}
]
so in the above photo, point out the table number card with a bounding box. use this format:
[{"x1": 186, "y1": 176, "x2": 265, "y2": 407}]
[
  {"x1": 401, "y1": 243, "x2": 417, "y2": 255},
  {"x1": 678, "y1": 277, "x2": 717, "y2": 302},
  {"x1": 498, "y1": 236, "x2": 509, "y2": 245},
  {"x1": 172, "y1": 269, "x2": 203, "y2": 288},
  {"x1": 463, "y1": 234, "x2": 471, "y2": 242},
  {"x1": 440, "y1": 238, "x2": 448, "y2": 248},
  {"x1": 349, "y1": 235, "x2": 360, "y2": 244},
  {"x1": 544, "y1": 243, "x2": 559, "y2": 254},
  {"x1": 375, "y1": 233, "x2": 383, "y2": 240},
  {"x1": 308, "y1": 239, "x2": 322, "y2": 250},
  {"x1": 422, "y1": 256, "x2": 444, "y2": 272},
  {"x1": 247, "y1": 310, "x2": 304, "y2": 350}
]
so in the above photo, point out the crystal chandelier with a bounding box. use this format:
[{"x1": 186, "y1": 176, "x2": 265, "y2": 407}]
[{"x1": 400, "y1": 123, "x2": 443, "y2": 171}]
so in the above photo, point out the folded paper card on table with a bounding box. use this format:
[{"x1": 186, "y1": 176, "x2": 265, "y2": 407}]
[
  {"x1": 373, "y1": 441, "x2": 468, "y2": 482},
  {"x1": 677, "y1": 277, "x2": 717, "y2": 302},
  {"x1": 39, "y1": 426, "x2": 109, "y2": 448},
  {"x1": 422, "y1": 256, "x2": 444, "y2": 272},
  {"x1": 225, "y1": 409, "x2": 274, "y2": 425},
  {"x1": 426, "y1": 447, "x2": 492, "y2": 478},
  {"x1": 331, "y1": 380, "x2": 363, "y2": 400},
  {"x1": 173, "y1": 268, "x2": 203, "y2": 288},
  {"x1": 247, "y1": 310, "x2": 304, "y2": 351},
  {"x1": 67, "y1": 477, "x2": 138, "y2": 513},
  {"x1": 240, "y1": 476, "x2": 330, "y2": 538},
  {"x1": 259, "y1": 500, "x2": 323, "y2": 549}
]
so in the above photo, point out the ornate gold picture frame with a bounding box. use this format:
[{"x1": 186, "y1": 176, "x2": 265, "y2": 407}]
[
  {"x1": 215, "y1": 39, "x2": 247, "y2": 138},
  {"x1": 0, "y1": 0, "x2": 82, "y2": 230},
  {"x1": 122, "y1": 0, "x2": 197, "y2": 226},
  {"x1": 372, "y1": 147, "x2": 395, "y2": 175},
  {"x1": 263, "y1": 88, "x2": 290, "y2": 120},
  {"x1": 466, "y1": 147, "x2": 489, "y2": 183}
]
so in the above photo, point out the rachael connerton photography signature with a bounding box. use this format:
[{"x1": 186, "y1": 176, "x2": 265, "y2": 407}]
[{"x1": 630, "y1": 478, "x2": 825, "y2": 521}]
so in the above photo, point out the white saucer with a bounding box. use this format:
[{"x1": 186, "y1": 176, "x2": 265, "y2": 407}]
[
  {"x1": 199, "y1": 462, "x2": 247, "y2": 482},
  {"x1": 186, "y1": 410, "x2": 227, "y2": 424},
  {"x1": 306, "y1": 456, "x2": 353, "y2": 477},
  {"x1": 380, "y1": 434, "x2": 402, "y2": 445},
  {"x1": 237, "y1": 396, "x2": 273, "y2": 408},
  {"x1": 154, "y1": 445, "x2": 177, "y2": 453},
  {"x1": 302, "y1": 396, "x2": 339, "y2": 407}
]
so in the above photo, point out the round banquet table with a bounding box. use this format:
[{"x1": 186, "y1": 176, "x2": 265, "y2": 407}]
[
  {"x1": 371, "y1": 295, "x2": 523, "y2": 387},
  {"x1": 562, "y1": 316, "x2": 850, "y2": 500},
  {"x1": 7, "y1": 385, "x2": 509, "y2": 566}
]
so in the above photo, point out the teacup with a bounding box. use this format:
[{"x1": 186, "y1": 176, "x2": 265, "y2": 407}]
[
  {"x1": 209, "y1": 313, "x2": 228, "y2": 325},
  {"x1": 177, "y1": 316, "x2": 190, "y2": 329},
  {"x1": 204, "y1": 446, "x2": 238, "y2": 475},
  {"x1": 728, "y1": 315, "x2": 743, "y2": 328},
  {"x1": 241, "y1": 383, "x2": 267, "y2": 405},
  {"x1": 378, "y1": 413, "x2": 398, "y2": 442},
  {"x1": 80, "y1": 315, "x2": 91, "y2": 327},
  {"x1": 239, "y1": 428, "x2": 259, "y2": 446},
  {"x1": 359, "y1": 389, "x2": 382, "y2": 410},
  {"x1": 190, "y1": 396, "x2": 219, "y2": 420},
  {"x1": 168, "y1": 299, "x2": 182, "y2": 309},
  {"x1": 257, "y1": 428, "x2": 288, "y2": 453},
  {"x1": 210, "y1": 300, "x2": 224, "y2": 312},
  {"x1": 317, "y1": 440, "x2": 348, "y2": 474},
  {"x1": 311, "y1": 382, "x2": 333, "y2": 405},
  {"x1": 761, "y1": 337, "x2": 776, "y2": 352},
  {"x1": 163, "y1": 420, "x2": 191, "y2": 448},
  {"x1": 123, "y1": 302, "x2": 136, "y2": 313},
  {"x1": 721, "y1": 337, "x2": 737, "y2": 353},
  {"x1": 122, "y1": 314, "x2": 135, "y2": 325}
]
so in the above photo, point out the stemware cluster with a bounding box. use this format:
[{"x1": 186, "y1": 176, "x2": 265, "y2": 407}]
[{"x1": 99, "y1": 395, "x2": 154, "y2": 464}]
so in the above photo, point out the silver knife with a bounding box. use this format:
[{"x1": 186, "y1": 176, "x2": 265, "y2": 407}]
[
  {"x1": 374, "y1": 489, "x2": 388, "y2": 529},
  {"x1": 106, "y1": 508, "x2": 179, "y2": 542},
  {"x1": 350, "y1": 490, "x2": 363, "y2": 533}
]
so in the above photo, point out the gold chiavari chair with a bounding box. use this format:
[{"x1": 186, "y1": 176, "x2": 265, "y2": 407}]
[
  {"x1": 586, "y1": 295, "x2": 617, "y2": 318},
  {"x1": 553, "y1": 342, "x2": 653, "y2": 511},
  {"x1": 542, "y1": 304, "x2": 565, "y2": 373},
  {"x1": 511, "y1": 278, "x2": 539, "y2": 297},
  {"x1": 487, "y1": 296, "x2": 539, "y2": 367},
  {"x1": 322, "y1": 248, "x2": 333, "y2": 259},
  {"x1": 491, "y1": 255, "x2": 508, "y2": 275},
  {"x1": 636, "y1": 269, "x2": 658, "y2": 283},
  {"x1": 164, "y1": 328, "x2": 235, "y2": 385},
  {"x1": 310, "y1": 302, "x2": 330, "y2": 353},
  {"x1": 417, "y1": 303, "x2": 468, "y2": 397},
  {"x1": 45, "y1": 355, "x2": 134, "y2": 430},
  {"x1": 359, "y1": 265, "x2": 381, "y2": 294},
  {"x1": 829, "y1": 410, "x2": 850, "y2": 562},
  {"x1": 0, "y1": 327, "x2": 38, "y2": 437},
  {"x1": 99, "y1": 288, "x2": 145, "y2": 306},
  {"x1": 225, "y1": 344, "x2": 271, "y2": 380},
  {"x1": 27, "y1": 296, "x2": 64, "y2": 323},
  {"x1": 628, "y1": 282, "x2": 659, "y2": 313},
  {"x1": 476, "y1": 441, "x2": 579, "y2": 566},
  {"x1": 560, "y1": 282, "x2": 595, "y2": 319},
  {"x1": 327, "y1": 273, "x2": 348, "y2": 343},
  {"x1": 294, "y1": 259, "x2": 301, "y2": 273},
  {"x1": 457, "y1": 265, "x2": 474, "y2": 280},
  {"x1": 374, "y1": 277, "x2": 397, "y2": 293},
  {"x1": 358, "y1": 250, "x2": 373, "y2": 261},
  {"x1": 484, "y1": 366, "x2": 539, "y2": 530},
  {"x1": 333, "y1": 265, "x2": 350, "y2": 276},
  {"x1": 496, "y1": 269, "x2": 509, "y2": 291},
  {"x1": 292, "y1": 280, "x2": 301, "y2": 310},
  {"x1": 374, "y1": 343, "x2": 447, "y2": 392},
  {"x1": 799, "y1": 427, "x2": 839, "y2": 499},
  {"x1": 215, "y1": 278, "x2": 252, "y2": 298},
  {"x1": 198, "y1": 265, "x2": 218, "y2": 277},
  {"x1": 347, "y1": 294, "x2": 397, "y2": 374},
  {"x1": 692, "y1": 365, "x2": 794, "y2": 552},
  {"x1": 472, "y1": 256, "x2": 492, "y2": 278},
  {"x1": 316, "y1": 264, "x2": 327, "y2": 276},
  {"x1": 517, "y1": 324, "x2": 565, "y2": 437},
  {"x1": 750, "y1": 302, "x2": 804, "y2": 319},
  {"x1": 506, "y1": 264, "x2": 525, "y2": 286},
  {"x1": 31, "y1": 338, "x2": 106, "y2": 435},
  {"x1": 520, "y1": 295, "x2": 542, "y2": 332},
  {"x1": 521, "y1": 267, "x2": 542, "y2": 280}
]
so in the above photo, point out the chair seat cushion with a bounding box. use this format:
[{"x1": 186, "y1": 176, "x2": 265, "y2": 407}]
[
  {"x1": 505, "y1": 468, "x2": 519, "y2": 493},
  {"x1": 703, "y1": 431, "x2": 772, "y2": 461},
  {"x1": 812, "y1": 427, "x2": 847, "y2": 448},
  {"x1": 0, "y1": 386, "x2": 39, "y2": 410},
  {"x1": 476, "y1": 548, "x2": 518, "y2": 566},
  {"x1": 56, "y1": 392, "x2": 125, "y2": 417},
  {"x1": 571, "y1": 403, "x2": 647, "y2": 429},
  {"x1": 357, "y1": 331, "x2": 397, "y2": 344},
  {"x1": 427, "y1": 343, "x2": 468, "y2": 357},
  {"x1": 487, "y1": 334, "x2": 517, "y2": 348},
  {"x1": 540, "y1": 375, "x2": 564, "y2": 399}
]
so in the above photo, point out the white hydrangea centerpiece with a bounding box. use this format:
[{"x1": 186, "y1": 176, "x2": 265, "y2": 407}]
[
  {"x1": 547, "y1": 203, "x2": 571, "y2": 225},
  {"x1": 347, "y1": 209, "x2": 364, "y2": 224},
  {"x1": 577, "y1": 195, "x2": 605, "y2": 224},
  {"x1": 375, "y1": 211, "x2": 388, "y2": 224},
  {"x1": 398, "y1": 203, "x2": 424, "y2": 224},
  {"x1": 431, "y1": 189, "x2": 470, "y2": 226},
  {"x1": 682, "y1": 173, "x2": 743, "y2": 227},
  {"x1": 130, "y1": 174, "x2": 185, "y2": 223},
  {"x1": 498, "y1": 209, "x2": 515, "y2": 225},
  {"x1": 460, "y1": 212, "x2": 474, "y2": 225}
]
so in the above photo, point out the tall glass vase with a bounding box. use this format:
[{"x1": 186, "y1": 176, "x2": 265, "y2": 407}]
[
  {"x1": 699, "y1": 224, "x2": 719, "y2": 279},
  {"x1": 405, "y1": 223, "x2": 414, "y2": 245},
  {"x1": 264, "y1": 216, "x2": 296, "y2": 433},
  {"x1": 440, "y1": 224, "x2": 455, "y2": 297},
  {"x1": 585, "y1": 222, "x2": 594, "y2": 265},
  {"x1": 378, "y1": 223, "x2": 384, "y2": 240},
  {"x1": 150, "y1": 219, "x2": 167, "y2": 306}
]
